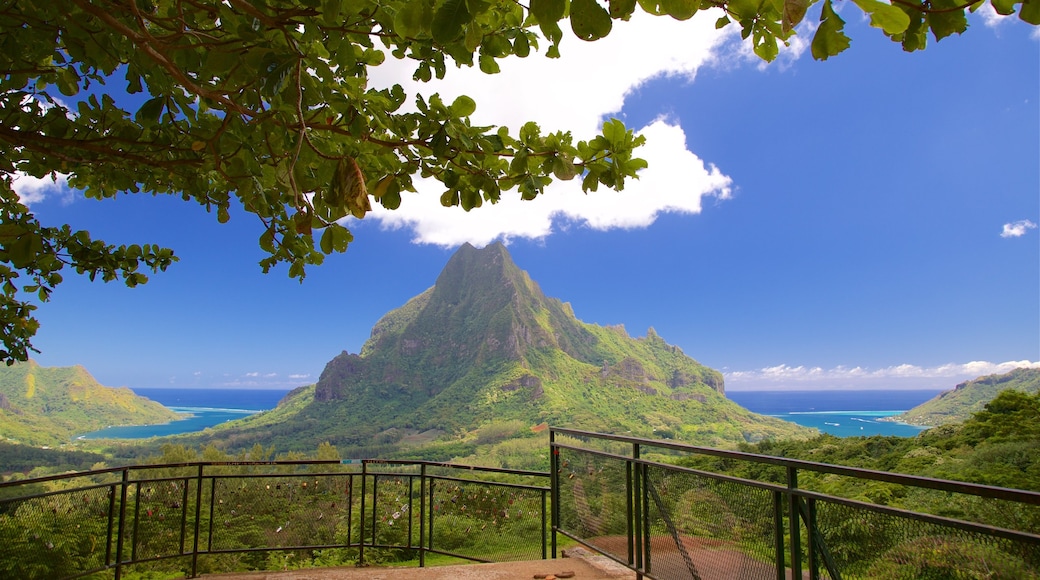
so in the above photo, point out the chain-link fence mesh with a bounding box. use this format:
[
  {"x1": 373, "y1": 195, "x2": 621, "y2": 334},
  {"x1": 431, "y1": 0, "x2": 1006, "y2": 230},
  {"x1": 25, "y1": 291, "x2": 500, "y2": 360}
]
[
  {"x1": 427, "y1": 476, "x2": 547, "y2": 563},
  {"x1": 643, "y1": 466, "x2": 780, "y2": 580},
  {"x1": 1, "y1": 460, "x2": 551, "y2": 578},
  {"x1": 551, "y1": 430, "x2": 1040, "y2": 580},
  {"x1": 806, "y1": 497, "x2": 1040, "y2": 579},
  {"x1": 0, "y1": 481, "x2": 118, "y2": 579},
  {"x1": 555, "y1": 446, "x2": 632, "y2": 564}
]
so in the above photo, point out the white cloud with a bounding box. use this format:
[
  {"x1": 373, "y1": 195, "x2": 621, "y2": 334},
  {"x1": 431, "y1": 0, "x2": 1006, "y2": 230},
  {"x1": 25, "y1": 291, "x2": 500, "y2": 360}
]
[
  {"x1": 288, "y1": 373, "x2": 311, "y2": 380},
  {"x1": 1001, "y1": 219, "x2": 1037, "y2": 238},
  {"x1": 726, "y1": 360, "x2": 1040, "y2": 390},
  {"x1": 371, "y1": 118, "x2": 732, "y2": 246},
  {"x1": 244, "y1": 371, "x2": 260, "y2": 377},
  {"x1": 10, "y1": 172, "x2": 71, "y2": 205},
  {"x1": 364, "y1": 11, "x2": 738, "y2": 247}
]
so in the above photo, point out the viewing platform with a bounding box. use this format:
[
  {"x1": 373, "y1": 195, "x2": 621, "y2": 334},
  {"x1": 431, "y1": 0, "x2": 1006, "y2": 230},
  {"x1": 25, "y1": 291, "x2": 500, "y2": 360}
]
[{"x1": 2, "y1": 428, "x2": 1038, "y2": 579}]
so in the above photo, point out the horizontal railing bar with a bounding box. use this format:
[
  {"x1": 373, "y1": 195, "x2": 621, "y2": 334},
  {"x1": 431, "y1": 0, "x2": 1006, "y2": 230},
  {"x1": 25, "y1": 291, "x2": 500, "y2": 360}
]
[
  {"x1": 420, "y1": 547, "x2": 493, "y2": 563},
  {"x1": 426, "y1": 473, "x2": 549, "y2": 492},
  {"x1": 363, "y1": 459, "x2": 549, "y2": 478},
  {"x1": 554, "y1": 441, "x2": 786, "y2": 494},
  {"x1": 0, "y1": 480, "x2": 116, "y2": 503},
  {"x1": 551, "y1": 427, "x2": 1040, "y2": 504},
  {"x1": 790, "y1": 487, "x2": 1040, "y2": 544}
]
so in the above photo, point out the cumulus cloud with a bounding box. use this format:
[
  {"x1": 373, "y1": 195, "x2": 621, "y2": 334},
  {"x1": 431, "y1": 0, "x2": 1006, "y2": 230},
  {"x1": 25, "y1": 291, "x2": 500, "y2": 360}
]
[
  {"x1": 1001, "y1": 219, "x2": 1037, "y2": 238},
  {"x1": 726, "y1": 360, "x2": 1040, "y2": 390},
  {"x1": 364, "y1": 11, "x2": 738, "y2": 247},
  {"x1": 371, "y1": 118, "x2": 732, "y2": 246},
  {"x1": 10, "y1": 172, "x2": 71, "y2": 205}
]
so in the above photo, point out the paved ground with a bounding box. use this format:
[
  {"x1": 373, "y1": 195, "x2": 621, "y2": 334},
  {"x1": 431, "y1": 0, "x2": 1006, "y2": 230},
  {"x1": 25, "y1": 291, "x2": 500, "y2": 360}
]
[{"x1": 201, "y1": 549, "x2": 635, "y2": 580}]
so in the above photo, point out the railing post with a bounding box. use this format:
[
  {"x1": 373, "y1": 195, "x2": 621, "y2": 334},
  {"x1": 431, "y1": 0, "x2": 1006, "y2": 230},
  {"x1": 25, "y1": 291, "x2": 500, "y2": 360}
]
[
  {"x1": 807, "y1": 498, "x2": 819, "y2": 580},
  {"x1": 550, "y1": 430, "x2": 560, "y2": 559},
  {"x1": 191, "y1": 464, "x2": 204, "y2": 578},
  {"x1": 773, "y1": 490, "x2": 785, "y2": 580},
  {"x1": 206, "y1": 471, "x2": 218, "y2": 553},
  {"x1": 179, "y1": 477, "x2": 189, "y2": 555},
  {"x1": 626, "y1": 459, "x2": 634, "y2": 569},
  {"x1": 131, "y1": 480, "x2": 142, "y2": 563},
  {"x1": 370, "y1": 473, "x2": 379, "y2": 548},
  {"x1": 542, "y1": 488, "x2": 549, "y2": 560},
  {"x1": 359, "y1": 462, "x2": 367, "y2": 566},
  {"x1": 114, "y1": 468, "x2": 129, "y2": 580},
  {"x1": 419, "y1": 464, "x2": 426, "y2": 567},
  {"x1": 427, "y1": 477, "x2": 436, "y2": 556},
  {"x1": 632, "y1": 443, "x2": 644, "y2": 580},
  {"x1": 105, "y1": 483, "x2": 117, "y2": 571},
  {"x1": 787, "y1": 466, "x2": 801, "y2": 580}
]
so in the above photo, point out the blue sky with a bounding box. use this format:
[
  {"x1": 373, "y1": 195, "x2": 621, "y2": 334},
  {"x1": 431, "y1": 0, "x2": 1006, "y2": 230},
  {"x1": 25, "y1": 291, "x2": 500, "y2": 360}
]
[{"x1": 16, "y1": 9, "x2": 1040, "y2": 392}]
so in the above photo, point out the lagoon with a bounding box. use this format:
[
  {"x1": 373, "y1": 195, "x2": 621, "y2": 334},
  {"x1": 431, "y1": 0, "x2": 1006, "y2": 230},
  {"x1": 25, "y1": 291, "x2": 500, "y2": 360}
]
[{"x1": 727, "y1": 389, "x2": 944, "y2": 437}]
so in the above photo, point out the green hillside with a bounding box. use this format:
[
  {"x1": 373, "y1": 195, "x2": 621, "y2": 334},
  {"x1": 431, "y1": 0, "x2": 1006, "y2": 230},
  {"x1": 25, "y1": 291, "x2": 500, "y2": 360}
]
[
  {"x1": 0, "y1": 360, "x2": 180, "y2": 446},
  {"x1": 192, "y1": 242, "x2": 812, "y2": 457},
  {"x1": 893, "y1": 367, "x2": 1040, "y2": 427}
]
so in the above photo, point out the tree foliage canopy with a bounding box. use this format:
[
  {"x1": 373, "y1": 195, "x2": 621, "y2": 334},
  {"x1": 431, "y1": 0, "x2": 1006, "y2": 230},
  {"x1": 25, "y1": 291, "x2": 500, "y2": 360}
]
[{"x1": 1, "y1": 0, "x2": 1036, "y2": 361}]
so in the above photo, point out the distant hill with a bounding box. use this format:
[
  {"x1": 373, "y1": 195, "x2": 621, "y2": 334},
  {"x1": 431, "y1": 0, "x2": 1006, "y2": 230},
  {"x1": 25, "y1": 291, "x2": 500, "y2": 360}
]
[
  {"x1": 0, "y1": 361, "x2": 180, "y2": 446},
  {"x1": 893, "y1": 367, "x2": 1040, "y2": 426},
  {"x1": 202, "y1": 242, "x2": 812, "y2": 457}
]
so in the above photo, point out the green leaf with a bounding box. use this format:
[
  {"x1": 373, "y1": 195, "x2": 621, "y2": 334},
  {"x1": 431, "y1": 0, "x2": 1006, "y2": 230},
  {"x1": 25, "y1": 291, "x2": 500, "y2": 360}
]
[
  {"x1": 851, "y1": 0, "x2": 911, "y2": 35},
  {"x1": 513, "y1": 32, "x2": 531, "y2": 57},
  {"x1": 926, "y1": 0, "x2": 968, "y2": 40},
  {"x1": 754, "y1": 35, "x2": 780, "y2": 61},
  {"x1": 782, "y1": 0, "x2": 811, "y2": 34},
  {"x1": 1020, "y1": 0, "x2": 1040, "y2": 23},
  {"x1": 460, "y1": 188, "x2": 481, "y2": 210},
  {"x1": 530, "y1": 0, "x2": 567, "y2": 24},
  {"x1": 395, "y1": 0, "x2": 429, "y2": 37},
  {"x1": 990, "y1": 0, "x2": 1016, "y2": 14},
  {"x1": 661, "y1": 0, "x2": 699, "y2": 20},
  {"x1": 319, "y1": 227, "x2": 334, "y2": 254},
  {"x1": 552, "y1": 157, "x2": 577, "y2": 180},
  {"x1": 450, "y1": 95, "x2": 477, "y2": 116},
  {"x1": 571, "y1": 0, "x2": 613, "y2": 40},
  {"x1": 432, "y1": 0, "x2": 472, "y2": 43},
  {"x1": 479, "y1": 53, "x2": 501, "y2": 74},
  {"x1": 609, "y1": 0, "x2": 638, "y2": 18},
  {"x1": 811, "y1": 0, "x2": 851, "y2": 60},
  {"x1": 135, "y1": 97, "x2": 165, "y2": 127}
]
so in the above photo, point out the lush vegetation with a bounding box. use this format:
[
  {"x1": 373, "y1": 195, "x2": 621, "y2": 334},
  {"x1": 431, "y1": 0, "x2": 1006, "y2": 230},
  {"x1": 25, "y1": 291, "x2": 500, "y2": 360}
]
[
  {"x1": 0, "y1": 442, "x2": 551, "y2": 579},
  {"x1": 0, "y1": 360, "x2": 179, "y2": 447},
  {"x1": 680, "y1": 389, "x2": 1040, "y2": 520},
  {"x1": 893, "y1": 367, "x2": 1040, "y2": 426}
]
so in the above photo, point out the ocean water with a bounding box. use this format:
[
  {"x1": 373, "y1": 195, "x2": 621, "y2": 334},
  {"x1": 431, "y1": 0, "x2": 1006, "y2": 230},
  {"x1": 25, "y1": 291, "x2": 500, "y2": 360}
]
[
  {"x1": 77, "y1": 388, "x2": 291, "y2": 440},
  {"x1": 727, "y1": 389, "x2": 945, "y2": 438},
  {"x1": 77, "y1": 387, "x2": 945, "y2": 440}
]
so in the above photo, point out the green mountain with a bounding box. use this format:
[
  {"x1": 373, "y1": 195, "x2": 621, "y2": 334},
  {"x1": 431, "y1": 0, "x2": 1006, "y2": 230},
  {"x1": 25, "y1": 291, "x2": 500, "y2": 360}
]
[
  {"x1": 893, "y1": 367, "x2": 1040, "y2": 427},
  {"x1": 0, "y1": 360, "x2": 180, "y2": 446},
  {"x1": 204, "y1": 242, "x2": 811, "y2": 455}
]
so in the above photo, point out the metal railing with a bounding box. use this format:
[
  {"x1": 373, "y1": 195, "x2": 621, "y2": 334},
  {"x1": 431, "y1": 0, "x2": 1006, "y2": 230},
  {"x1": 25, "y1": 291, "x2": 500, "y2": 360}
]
[
  {"x1": 0, "y1": 459, "x2": 551, "y2": 579},
  {"x1": 4, "y1": 430, "x2": 1040, "y2": 579},
  {"x1": 550, "y1": 428, "x2": 1040, "y2": 580}
]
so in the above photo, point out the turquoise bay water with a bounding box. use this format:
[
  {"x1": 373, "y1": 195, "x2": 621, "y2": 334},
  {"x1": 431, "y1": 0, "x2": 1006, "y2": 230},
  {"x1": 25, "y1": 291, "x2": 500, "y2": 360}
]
[
  {"x1": 77, "y1": 406, "x2": 258, "y2": 440},
  {"x1": 727, "y1": 390, "x2": 941, "y2": 438},
  {"x1": 76, "y1": 388, "x2": 289, "y2": 440}
]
